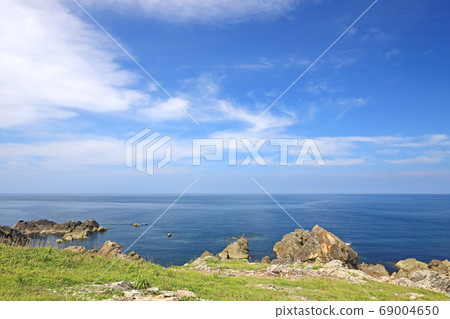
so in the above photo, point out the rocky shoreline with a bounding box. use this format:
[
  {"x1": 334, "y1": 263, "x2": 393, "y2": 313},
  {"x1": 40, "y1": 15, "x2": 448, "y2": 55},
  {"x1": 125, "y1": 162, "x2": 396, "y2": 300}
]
[{"x1": 1, "y1": 220, "x2": 449, "y2": 297}]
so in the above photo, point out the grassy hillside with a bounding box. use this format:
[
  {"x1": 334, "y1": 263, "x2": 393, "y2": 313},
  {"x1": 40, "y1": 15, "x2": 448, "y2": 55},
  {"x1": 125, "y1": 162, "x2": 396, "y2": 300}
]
[{"x1": 0, "y1": 244, "x2": 448, "y2": 301}]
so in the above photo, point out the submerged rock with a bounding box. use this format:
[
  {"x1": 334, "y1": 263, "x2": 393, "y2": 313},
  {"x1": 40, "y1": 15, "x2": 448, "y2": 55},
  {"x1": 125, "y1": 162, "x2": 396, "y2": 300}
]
[
  {"x1": 0, "y1": 225, "x2": 30, "y2": 246},
  {"x1": 218, "y1": 236, "x2": 249, "y2": 260},
  {"x1": 273, "y1": 225, "x2": 359, "y2": 269}
]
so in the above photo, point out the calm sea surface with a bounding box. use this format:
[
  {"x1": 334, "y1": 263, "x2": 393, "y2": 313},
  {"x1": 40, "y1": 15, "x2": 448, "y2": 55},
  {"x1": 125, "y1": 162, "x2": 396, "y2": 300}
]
[{"x1": 0, "y1": 194, "x2": 449, "y2": 270}]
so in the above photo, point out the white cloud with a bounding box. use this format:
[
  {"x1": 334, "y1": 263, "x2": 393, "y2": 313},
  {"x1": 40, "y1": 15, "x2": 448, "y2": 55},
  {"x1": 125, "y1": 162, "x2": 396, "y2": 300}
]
[
  {"x1": 138, "y1": 97, "x2": 191, "y2": 122},
  {"x1": 386, "y1": 156, "x2": 443, "y2": 165},
  {"x1": 0, "y1": 0, "x2": 148, "y2": 129},
  {"x1": 0, "y1": 137, "x2": 125, "y2": 169},
  {"x1": 80, "y1": 0, "x2": 300, "y2": 24}
]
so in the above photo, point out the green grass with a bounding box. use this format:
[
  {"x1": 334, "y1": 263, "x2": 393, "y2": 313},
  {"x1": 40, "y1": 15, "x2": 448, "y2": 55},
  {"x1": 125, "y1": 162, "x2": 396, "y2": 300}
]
[{"x1": 0, "y1": 244, "x2": 448, "y2": 301}]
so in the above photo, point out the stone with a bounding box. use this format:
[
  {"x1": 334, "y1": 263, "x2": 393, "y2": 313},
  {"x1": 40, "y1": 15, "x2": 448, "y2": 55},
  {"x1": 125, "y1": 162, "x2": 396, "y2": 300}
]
[
  {"x1": 97, "y1": 241, "x2": 122, "y2": 259},
  {"x1": 110, "y1": 281, "x2": 134, "y2": 291},
  {"x1": 261, "y1": 256, "x2": 271, "y2": 264},
  {"x1": 218, "y1": 236, "x2": 249, "y2": 260},
  {"x1": 200, "y1": 251, "x2": 213, "y2": 259},
  {"x1": 175, "y1": 290, "x2": 197, "y2": 298},
  {"x1": 62, "y1": 226, "x2": 88, "y2": 241},
  {"x1": 128, "y1": 251, "x2": 145, "y2": 262},
  {"x1": 0, "y1": 225, "x2": 30, "y2": 246},
  {"x1": 273, "y1": 225, "x2": 359, "y2": 269},
  {"x1": 167, "y1": 233, "x2": 172, "y2": 237},
  {"x1": 409, "y1": 270, "x2": 450, "y2": 293},
  {"x1": 64, "y1": 246, "x2": 86, "y2": 253},
  {"x1": 133, "y1": 223, "x2": 142, "y2": 227},
  {"x1": 56, "y1": 239, "x2": 63, "y2": 244},
  {"x1": 98, "y1": 227, "x2": 107, "y2": 232},
  {"x1": 395, "y1": 258, "x2": 428, "y2": 278},
  {"x1": 360, "y1": 262, "x2": 390, "y2": 278},
  {"x1": 427, "y1": 260, "x2": 449, "y2": 276},
  {"x1": 87, "y1": 249, "x2": 98, "y2": 254}
]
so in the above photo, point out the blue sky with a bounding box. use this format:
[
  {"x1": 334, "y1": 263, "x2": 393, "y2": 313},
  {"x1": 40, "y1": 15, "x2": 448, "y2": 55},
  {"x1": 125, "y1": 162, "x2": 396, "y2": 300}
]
[{"x1": 0, "y1": 0, "x2": 449, "y2": 193}]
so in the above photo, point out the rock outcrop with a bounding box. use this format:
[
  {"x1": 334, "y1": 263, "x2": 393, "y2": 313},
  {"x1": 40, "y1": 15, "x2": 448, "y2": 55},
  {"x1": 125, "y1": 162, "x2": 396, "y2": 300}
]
[
  {"x1": 408, "y1": 270, "x2": 450, "y2": 293},
  {"x1": 12, "y1": 219, "x2": 106, "y2": 241},
  {"x1": 427, "y1": 260, "x2": 449, "y2": 276},
  {"x1": 394, "y1": 258, "x2": 428, "y2": 278},
  {"x1": 360, "y1": 262, "x2": 389, "y2": 278},
  {"x1": 218, "y1": 236, "x2": 249, "y2": 260},
  {"x1": 273, "y1": 225, "x2": 359, "y2": 269},
  {"x1": 97, "y1": 240, "x2": 144, "y2": 262},
  {"x1": 0, "y1": 225, "x2": 30, "y2": 246},
  {"x1": 261, "y1": 256, "x2": 271, "y2": 264}
]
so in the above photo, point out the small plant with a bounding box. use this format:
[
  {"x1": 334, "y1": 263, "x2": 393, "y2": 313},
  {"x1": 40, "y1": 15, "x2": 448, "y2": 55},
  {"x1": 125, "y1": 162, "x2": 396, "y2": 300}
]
[{"x1": 133, "y1": 278, "x2": 150, "y2": 290}]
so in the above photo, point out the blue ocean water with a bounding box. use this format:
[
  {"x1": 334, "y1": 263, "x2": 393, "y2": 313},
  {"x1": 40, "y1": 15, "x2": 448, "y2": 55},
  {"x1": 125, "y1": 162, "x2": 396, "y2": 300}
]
[{"x1": 0, "y1": 194, "x2": 449, "y2": 270}]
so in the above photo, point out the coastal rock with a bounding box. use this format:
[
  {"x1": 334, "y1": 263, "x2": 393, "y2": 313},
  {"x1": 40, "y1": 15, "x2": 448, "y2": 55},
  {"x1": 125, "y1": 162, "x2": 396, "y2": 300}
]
[
  {"x1": 218, "y1": 236, "x2": 249, "y2": 260},
  {"x1": 395, "y1": 258, "x2": 428, "y2": 278},
  {"x1": 261, "y1": 256, "x2": 271, "y2": 264},
  {"x1": 427, "y1": 260, "x2": 449, "y2": 276},
  {"x1": 56, "y1": 239, "x2": 63, "y2": 244},
  {"x1": 97, "y1": 241, "x2": 145, "y2": 262},
  {"x1": 133, "y1": 223, "x2": 142, "y2": 227},
  {"x1": 13, "y1": 219, "x2": 105, "y2": 239},
  {"x1": 408, "y1": 270, "x2": 450, "y2": 293},
  {"x1": 200, "y1": 251, "x2": 214, "y2": 259},
  {"x1": 0, "y1": 225, "x2": 30, "y2": 246},
  {"x1": 64, "y1": 246, "x2": 86, "y2": 253},
  {"x1": 98, "y1": 227, "x2": 107, "y2": 232},
  {"x1": 273, "y1": 225, "x2": 359, "y2": 269},
  {"x1": 62, "y1": 226, "x2": 88, "y2": 241},
  {"x1": 98, "y1": 241, "x2": 122, "y2": 259},
  {"x1": 360, "y1": 262, "x2": 390, "y2": 278}
]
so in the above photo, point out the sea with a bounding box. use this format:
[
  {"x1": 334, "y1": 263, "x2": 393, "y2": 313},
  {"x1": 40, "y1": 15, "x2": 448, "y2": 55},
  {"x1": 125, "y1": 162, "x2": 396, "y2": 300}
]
[{"x1": 0, "y1": 194, "x2": 449, "y2": 272}]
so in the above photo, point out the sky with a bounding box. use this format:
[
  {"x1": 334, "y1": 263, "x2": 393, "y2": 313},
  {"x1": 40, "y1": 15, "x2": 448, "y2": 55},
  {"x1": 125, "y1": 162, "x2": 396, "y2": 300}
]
[{"x1": 0, "y1": 0, "x2": 450, "y2": 194}]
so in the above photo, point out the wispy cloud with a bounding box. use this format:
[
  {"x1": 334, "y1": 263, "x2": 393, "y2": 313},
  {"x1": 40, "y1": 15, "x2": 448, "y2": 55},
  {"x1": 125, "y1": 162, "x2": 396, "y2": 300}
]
[
  {"x1": 0, "y1": 0, "x2": 149, "y2": 129},
  {"x1": 80, "y1": 0, "x2": 301, "y2": 24}
]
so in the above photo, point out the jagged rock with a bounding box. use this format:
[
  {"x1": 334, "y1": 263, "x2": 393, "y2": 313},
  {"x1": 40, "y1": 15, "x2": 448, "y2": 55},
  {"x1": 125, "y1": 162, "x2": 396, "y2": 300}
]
[
  {"x1": 13, "y1": 219, "x2": 105, "y2": 240},
  {"x1": 97, "y1": 241, "x2": 145, "y2": 262},
  {"x1": 395, "y1": 258, "x2": 428, "y2": 278},
  {"x1": 427, "y1": 260, "x2": 449, "y2": 276},
  {"x1": 442, "y1": 259, "x2": 450, "y2": 268},
  {"x1": 64, "y1": 246, "x2": 86, "y2": 253},
  {"x1": 409, "y1": 270, "x2": 450, "y2": 293},
  {"x1": 0, "y1": 225, "x2": 30, "y2": 246},
  {"x1": 98, "y1": 241, "x2": 122, "y2": 258},
  {"x1": 360, "y1": 262, "x2": 390, "y2": 278},
  {"x1": 218, "y1": 236, "x2": 249, "y2": 260},
  {"x1": 98, "y1": 227, "x2": 107, "y2": 232},
  {"x1": 261, "y1": 256, "x2": 271, "y2": 264},
  {"x1": 273, "y1": 225, "x2": 359, "y2": 269},
  {"x1": 200, "y1": 251, "x2": 213, "y2": 259},
  {"x1": 62, "y1": 226, "x2": 88, "y2": 241},
  {"x1": 128, "y1": 251, "x2": 145, "y2": 262}
]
